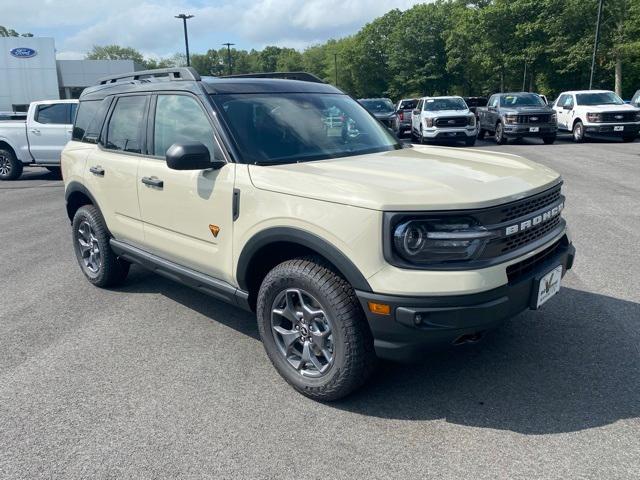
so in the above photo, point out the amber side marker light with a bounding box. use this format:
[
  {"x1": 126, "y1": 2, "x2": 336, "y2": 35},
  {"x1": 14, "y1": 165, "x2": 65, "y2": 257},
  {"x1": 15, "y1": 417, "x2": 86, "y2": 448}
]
[
  {"x1": 209, "y1": 224, "x2": 220, "y2": 238},
  {"x1": 368, "y1": 301, "x2": 391, "y2": 315}
]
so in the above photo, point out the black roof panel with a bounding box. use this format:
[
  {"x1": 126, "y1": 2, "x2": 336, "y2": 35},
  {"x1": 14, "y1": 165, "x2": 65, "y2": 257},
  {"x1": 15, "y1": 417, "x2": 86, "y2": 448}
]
[{"x1": 201, "y1": 77, "x2": 342, "y2": 95}]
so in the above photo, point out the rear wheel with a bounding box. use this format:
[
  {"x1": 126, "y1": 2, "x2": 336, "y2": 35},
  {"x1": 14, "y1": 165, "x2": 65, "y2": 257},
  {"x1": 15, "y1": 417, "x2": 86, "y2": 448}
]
[
  {"x1": 572, "y1": 121, "x2": 585, "y2": 142},
  {"x1": 0, "y1": 148, "x2": 23, "y2": 181},
  {"x1": 256, "y1": 257, "x2": 376, "y2": 401},
  {"x1": 495, "y1": 122, "x2": 507, "y2": 145},
  {"x1": 72, "y1": 205, "x2": 130, "y2": 287}
]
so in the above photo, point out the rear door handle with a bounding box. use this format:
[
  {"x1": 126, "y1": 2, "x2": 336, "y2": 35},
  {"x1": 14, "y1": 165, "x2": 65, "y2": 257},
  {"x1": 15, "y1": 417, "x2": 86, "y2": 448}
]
[
  {"x1": 141, "y1": 176, "x2": 163, "y2": 188},
  {"x1": 89, "y1": 166, "x2": 105, "y2": 176}
]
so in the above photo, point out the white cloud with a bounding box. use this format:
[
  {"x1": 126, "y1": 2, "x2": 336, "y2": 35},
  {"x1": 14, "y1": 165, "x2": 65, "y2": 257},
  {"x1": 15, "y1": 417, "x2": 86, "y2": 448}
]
[{"x1": 3, "y1": 0, "x2": 426, "y2": 58}]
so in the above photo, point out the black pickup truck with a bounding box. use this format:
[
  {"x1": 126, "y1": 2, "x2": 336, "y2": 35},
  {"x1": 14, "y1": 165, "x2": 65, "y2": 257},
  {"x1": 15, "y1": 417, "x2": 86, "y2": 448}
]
[{"x1": 477, "y1": 92, "x2": 557, "y2": 145}]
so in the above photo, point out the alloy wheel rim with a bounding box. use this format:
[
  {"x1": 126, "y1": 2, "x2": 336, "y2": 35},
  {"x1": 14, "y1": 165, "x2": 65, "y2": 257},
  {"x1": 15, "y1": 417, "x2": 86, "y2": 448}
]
[
  {"x1": 574, "y1": 125, "x2": 582, "y2": 140},
  {"x1": 270, "y1": 288, "x2": 334, "y2": 378},
  {"x1": 77, "y1": 220, "x2": 101, "y2": 273},
  {"x1": 0, "y1": 155, "x2": 11, "y2": 176},
  {"x1": 496, "y1": 124, "x2": 503, "y2": 141}
]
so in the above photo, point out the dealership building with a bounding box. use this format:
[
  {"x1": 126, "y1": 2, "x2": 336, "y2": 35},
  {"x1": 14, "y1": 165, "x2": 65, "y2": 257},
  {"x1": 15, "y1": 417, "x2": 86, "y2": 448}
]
[{"x1": 0, "y1": 37, "x2": 142, "y2": 112}]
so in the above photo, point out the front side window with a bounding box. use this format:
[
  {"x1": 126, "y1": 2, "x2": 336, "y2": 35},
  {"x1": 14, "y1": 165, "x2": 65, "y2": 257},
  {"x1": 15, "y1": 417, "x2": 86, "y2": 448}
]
[
  {"x1": 105, "y1": 96, "x2": 148, "y2": 154},
  {"x1": 423, "y1": 98, "x2": 467, "y2": 111},
  {"x1": 212, "y1": 93, "x2": 400, "y2": 165},
  {"x1": 153, "y1": 95, "x2": 222, "y2": 159},
  {"x1": 488, "y1": 96, "x2": 498, "y2": 108},
  {"x1": 36, "y1": 103, "x2": 71, "y2": 124},
  {"x1": 576, "y1": 91, "x2": 624, "y2": 106}
]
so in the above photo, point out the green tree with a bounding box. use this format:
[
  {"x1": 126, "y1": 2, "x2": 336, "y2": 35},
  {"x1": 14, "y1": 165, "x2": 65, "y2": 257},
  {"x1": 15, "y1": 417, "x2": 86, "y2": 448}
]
[
  {"x1": 0, "y1": 26, "x2": 33, "y2": 37},
  {"x1": 86, "y1": 45, "x2": 145, "y2": 64}
]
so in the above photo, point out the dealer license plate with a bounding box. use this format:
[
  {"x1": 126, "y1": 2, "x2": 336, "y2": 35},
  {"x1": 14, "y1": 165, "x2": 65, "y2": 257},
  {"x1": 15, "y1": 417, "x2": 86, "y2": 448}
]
[
  {"x1": 536, "y1": 265, "x2": 563, "y2": 308},
  {"x1": 614, "y1": 126, "x2": 624, "y2": 132},
  {"x1": 529, "y1": 127, "x2": 540, "y2": 132}
]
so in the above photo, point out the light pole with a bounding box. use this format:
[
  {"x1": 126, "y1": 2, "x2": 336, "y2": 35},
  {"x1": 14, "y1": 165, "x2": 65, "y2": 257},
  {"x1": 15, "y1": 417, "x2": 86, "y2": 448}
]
[
  {"x1": 222, "y1": 43, "x2": 235, "y2": 75},
  {"x1": 175, "y1": 14, "x2": 194, "y2": 66},
  {"x1": 589, "y1": 0, "x2": 604, "y2": 90}
]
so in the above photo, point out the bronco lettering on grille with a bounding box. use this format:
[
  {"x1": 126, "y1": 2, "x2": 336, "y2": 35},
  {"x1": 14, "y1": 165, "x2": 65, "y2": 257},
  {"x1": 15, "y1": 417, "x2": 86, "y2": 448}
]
[{"x1": 505, "y1": 202, "x2": 564, "y2": 235}]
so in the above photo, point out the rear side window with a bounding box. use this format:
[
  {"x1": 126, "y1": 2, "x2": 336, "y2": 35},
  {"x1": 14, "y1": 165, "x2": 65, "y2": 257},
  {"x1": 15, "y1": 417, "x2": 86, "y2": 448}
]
[
  {"x1": 35, "y1": 103, "x2": 72, "y2": 124},
  {"x1": 72, "y1": 100, "x2": 100, "y2": 141},
  {"x1": 153, "y1": 95, "x2": 222, "y2": 159},
  {"x1": 104, "y1": 96, "x2": 148, "y2": 154}
]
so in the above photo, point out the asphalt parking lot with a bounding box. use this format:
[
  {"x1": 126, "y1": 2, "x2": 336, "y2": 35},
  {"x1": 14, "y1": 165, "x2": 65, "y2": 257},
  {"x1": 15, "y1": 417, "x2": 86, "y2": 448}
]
[{"x1": 1, "y1": 135, "x2": 639, "y2": 479}]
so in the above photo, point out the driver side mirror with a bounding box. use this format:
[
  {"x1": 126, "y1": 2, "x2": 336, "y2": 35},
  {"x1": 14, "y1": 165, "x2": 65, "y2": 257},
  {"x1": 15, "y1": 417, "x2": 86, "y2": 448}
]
[
  {"x1": 166, "y1": 142, "x2": 225, "y2": 171},
  {"x1": 563, "y1": 105, "x2": 573, "y2": 111}
]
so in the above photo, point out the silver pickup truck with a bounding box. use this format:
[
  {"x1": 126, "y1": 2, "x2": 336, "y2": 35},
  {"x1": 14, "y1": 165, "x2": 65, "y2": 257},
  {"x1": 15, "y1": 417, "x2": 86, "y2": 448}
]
[{"x1": 0, "y1": 99, "x2": 78, "y2": 180}]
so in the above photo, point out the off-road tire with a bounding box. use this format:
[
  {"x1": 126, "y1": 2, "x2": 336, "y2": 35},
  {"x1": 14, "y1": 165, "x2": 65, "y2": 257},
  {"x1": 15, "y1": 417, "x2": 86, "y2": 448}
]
[
  {"x1": 256, "y1": 257, "x2": 376, "y2": 401},
  {"x1": 72, "y1": 205, "x2": 130, "y2": 288},
  {"x1": 0, "y1": 148, "x2": 23, "y2": 181}
]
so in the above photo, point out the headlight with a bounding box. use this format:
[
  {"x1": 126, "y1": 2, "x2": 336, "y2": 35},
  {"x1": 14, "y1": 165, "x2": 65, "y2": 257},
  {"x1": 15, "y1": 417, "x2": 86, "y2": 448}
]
[
  {"x1": 468, "y1": 115, "x2": 476, "y2": 126},
  {"x1": 425, "y1": 117, "x2": 433, "y2": 128},
  {"x1": 551, "y1": 112, "x2": 557, "y2": 122},
  {"x1": 505, "y1": 114, "x2": 518, "y2": 124},
  {"x1": 587, "y1": 112, "x2": 601, "y2": 122},
  {"x1": 393, "y1": 217, "x2": 495, "y2": 265}
]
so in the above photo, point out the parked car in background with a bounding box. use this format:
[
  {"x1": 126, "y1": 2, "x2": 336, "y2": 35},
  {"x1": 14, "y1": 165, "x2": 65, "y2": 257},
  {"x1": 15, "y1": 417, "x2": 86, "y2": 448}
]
[
  {"x1": 411, "y1": 96, "x2": 477, "y2": 145},
  {"x1": 0, "y1": 99, "x2": 78, "y2": 180},
  {"x1": 477, "y1": 92, "x2": 557, "y2": 145},
  {"x1": 463, "y1": 97, "x2": 488, "y2": 118},
  {"x1": 393, "y1": 98, "x2": 417, "y2": 137},
  {"x1": 358, "y1": 98, "x2": 396, "y2": 128},
  {"x1": 552, "y1": 90, "x2": 640, "y2": 142},
  {"x1": 630, "y1": 89, "x2": 640, "y2": 108},
  {"x1": 0, "y1": 111, "x2": 27, "y2": 121}
]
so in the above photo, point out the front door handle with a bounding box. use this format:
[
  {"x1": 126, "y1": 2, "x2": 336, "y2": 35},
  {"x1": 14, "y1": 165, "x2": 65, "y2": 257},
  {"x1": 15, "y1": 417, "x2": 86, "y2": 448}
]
[
  {"x1": 141, "y1": 176, "x2": 163, "y2": 188},
  {"x1": 30, "y1": 128, "x2": 41, "y2": 135},
  {"x1": 89, "y1": 166, "x2": 105, "y2": 176}
]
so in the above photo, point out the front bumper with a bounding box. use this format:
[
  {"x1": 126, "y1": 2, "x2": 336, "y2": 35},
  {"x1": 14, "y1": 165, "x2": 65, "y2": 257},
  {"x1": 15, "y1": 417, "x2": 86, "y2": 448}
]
[
  {"x1": 503, "y1": 124, "x2": 557, "y2": 137},
  {"x1": 584, "y1": 123, "x2": 640, "y2": 136},
  {"x1": 356, "y1": 237, "x2": 575, "y2": 362},
  {"x1": 423, "y1": 127, "x2": 477, "y2": 139}
]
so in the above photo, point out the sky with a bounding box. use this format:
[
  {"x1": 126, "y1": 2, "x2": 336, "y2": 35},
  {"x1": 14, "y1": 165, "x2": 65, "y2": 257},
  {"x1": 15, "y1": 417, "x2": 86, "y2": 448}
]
[{"x1": 2, "y1": 0, "x2": 425, "y2": 60}]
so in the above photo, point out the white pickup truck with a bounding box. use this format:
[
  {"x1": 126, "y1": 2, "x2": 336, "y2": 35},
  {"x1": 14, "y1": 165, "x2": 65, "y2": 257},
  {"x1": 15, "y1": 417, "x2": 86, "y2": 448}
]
[{"x1": 0, "y1": 99, "x2": 78, "y2": 180}]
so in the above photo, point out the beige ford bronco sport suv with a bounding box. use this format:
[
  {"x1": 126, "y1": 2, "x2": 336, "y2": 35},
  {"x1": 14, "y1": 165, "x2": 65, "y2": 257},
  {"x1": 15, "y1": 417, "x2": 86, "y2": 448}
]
[{"x1": 63, "y1": 68, "x2": 575, "y2": 400}]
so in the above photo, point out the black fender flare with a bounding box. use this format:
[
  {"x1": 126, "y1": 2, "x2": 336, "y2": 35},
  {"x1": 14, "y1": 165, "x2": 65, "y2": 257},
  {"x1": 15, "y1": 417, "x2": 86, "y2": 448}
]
[
  {"x1": 65, "y1": 181, "x2": 102, "y2": 221},
  {"x1": 236, "y1": 227, "x2": 372, "y2": 292}
]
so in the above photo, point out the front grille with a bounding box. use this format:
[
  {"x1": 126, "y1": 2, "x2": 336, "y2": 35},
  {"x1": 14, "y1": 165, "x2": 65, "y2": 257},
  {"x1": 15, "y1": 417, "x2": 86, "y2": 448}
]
[
  {"x1": 435, "y1": 116, "x2": 468, "y2": 127},
  {"x1": 517, "y1": 114, "x2": 551, "y2": 124},
  {"x1": 506, "y1": 237, "x2": 567, "y2": 284},
  {"x1": 601, "y1": 111, "x2": 636, "y2": 122},
  {"x1": 499, "y1": 185, "x2": 562, "y2": 223},
  {"x1": 500, "y1": 216, "x2": 562, "y2": 253}
]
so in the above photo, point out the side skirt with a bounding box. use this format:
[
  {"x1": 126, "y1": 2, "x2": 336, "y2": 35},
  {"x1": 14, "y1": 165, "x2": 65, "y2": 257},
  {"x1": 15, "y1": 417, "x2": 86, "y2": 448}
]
[{"x1": 110, "y1": 239, "x2": 251, "y2": 311}]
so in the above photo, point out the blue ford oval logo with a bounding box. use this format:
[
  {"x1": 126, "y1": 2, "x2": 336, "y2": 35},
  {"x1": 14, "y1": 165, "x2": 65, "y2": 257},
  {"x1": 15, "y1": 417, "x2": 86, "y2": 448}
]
[{"x1": 10, "y1": 47, "x2": 37, "y2": 58}]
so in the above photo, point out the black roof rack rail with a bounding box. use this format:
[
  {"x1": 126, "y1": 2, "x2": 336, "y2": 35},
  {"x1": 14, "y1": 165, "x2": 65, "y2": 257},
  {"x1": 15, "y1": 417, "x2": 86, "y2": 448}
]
[
  {"x1": 98, "y1": 67, "x2": 201, "y2": 85},
  {"x1": 218, "y1": 72, "x2": 326, "y2": 84}
]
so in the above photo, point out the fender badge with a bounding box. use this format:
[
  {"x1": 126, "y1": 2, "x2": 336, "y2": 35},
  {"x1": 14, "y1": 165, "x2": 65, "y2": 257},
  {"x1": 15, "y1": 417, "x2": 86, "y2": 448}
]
[{"x1": 209, "y1": 225, "x2": 220, "y2": 238}]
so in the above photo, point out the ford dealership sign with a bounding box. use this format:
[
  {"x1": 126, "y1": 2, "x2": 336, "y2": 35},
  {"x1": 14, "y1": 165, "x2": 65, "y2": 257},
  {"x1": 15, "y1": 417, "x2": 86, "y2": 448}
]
[{"x1": 10, "y1": 47, "x2": 37, "y2": 58}]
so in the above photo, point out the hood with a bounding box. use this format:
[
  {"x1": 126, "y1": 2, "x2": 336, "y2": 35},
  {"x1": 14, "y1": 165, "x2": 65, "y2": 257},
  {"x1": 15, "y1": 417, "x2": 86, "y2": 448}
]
[
  {"x1": 372, "y1": 111, "x2": 395, "y2": 118},
  {"x1": 577, "y1": 103, "x2": 638, "y2": 113},
  {"x1": 423, "y1": 109, "x2": 471, "y2": 118},
  {"x1": 248, "y1": 146, "x2": 561, "y2": 211},
  {"x1": 502, "y1": 106, "x2": 554, "y2": 114}
]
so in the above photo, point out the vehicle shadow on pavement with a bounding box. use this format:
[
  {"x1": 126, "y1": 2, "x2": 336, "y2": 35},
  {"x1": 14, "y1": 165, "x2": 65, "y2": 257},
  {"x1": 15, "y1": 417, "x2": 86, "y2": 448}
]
[
  {"x1": 332, "y1": 287, "x2": 640, "y2": 435},
  {"x1": 120, "y1": 267, "x2": 261, "y2": 341}
]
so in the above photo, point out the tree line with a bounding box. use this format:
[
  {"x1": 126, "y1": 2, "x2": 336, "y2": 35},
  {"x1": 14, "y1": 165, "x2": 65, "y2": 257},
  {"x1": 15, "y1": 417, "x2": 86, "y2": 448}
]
[{"x1": 7, "y1": 0, "x2": 640, "y2": 100}]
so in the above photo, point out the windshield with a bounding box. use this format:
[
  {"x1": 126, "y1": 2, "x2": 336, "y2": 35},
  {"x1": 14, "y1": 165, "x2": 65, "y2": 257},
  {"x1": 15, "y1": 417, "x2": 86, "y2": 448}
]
[
  {"x1": 359, "y1": 99, "x2": 394, "y2": 113},
  {"x1": 212, "y1": 93, "x2": 401, "y2": 165},
  {"x1": 500, "y1": 94, "x2": 545, "y2": 107},
  {"x1": 423, "y1": 98, "x2": 467, "y2": 111},
  {"x1": 576, "y1": 92, "x2": 624, "y2": 106}
]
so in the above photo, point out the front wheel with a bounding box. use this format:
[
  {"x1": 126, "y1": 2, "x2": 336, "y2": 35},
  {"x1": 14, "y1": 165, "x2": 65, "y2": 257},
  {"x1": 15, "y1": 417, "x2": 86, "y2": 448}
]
[
  {"x1": 465, "y1": 136, "x2": 476, "y2": 146},
  {"x1": 622, "y1": 135, "x2": 636, "y2": 143},
  {"x1": 0, "y1": 148, "x2": 23, "y2": 181},
  {"x1": 256, "y1": 258, "x2": 376, "y2": 401},
  {"x1": 72, "y1": 205, "x2": 130, "y2": 287},
  {"x1": 572, "y1": 121, "x2": 585, "y2": 142},
  {"x1": 495, "y1": 122, "x2": 507, "y2": 145}
]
